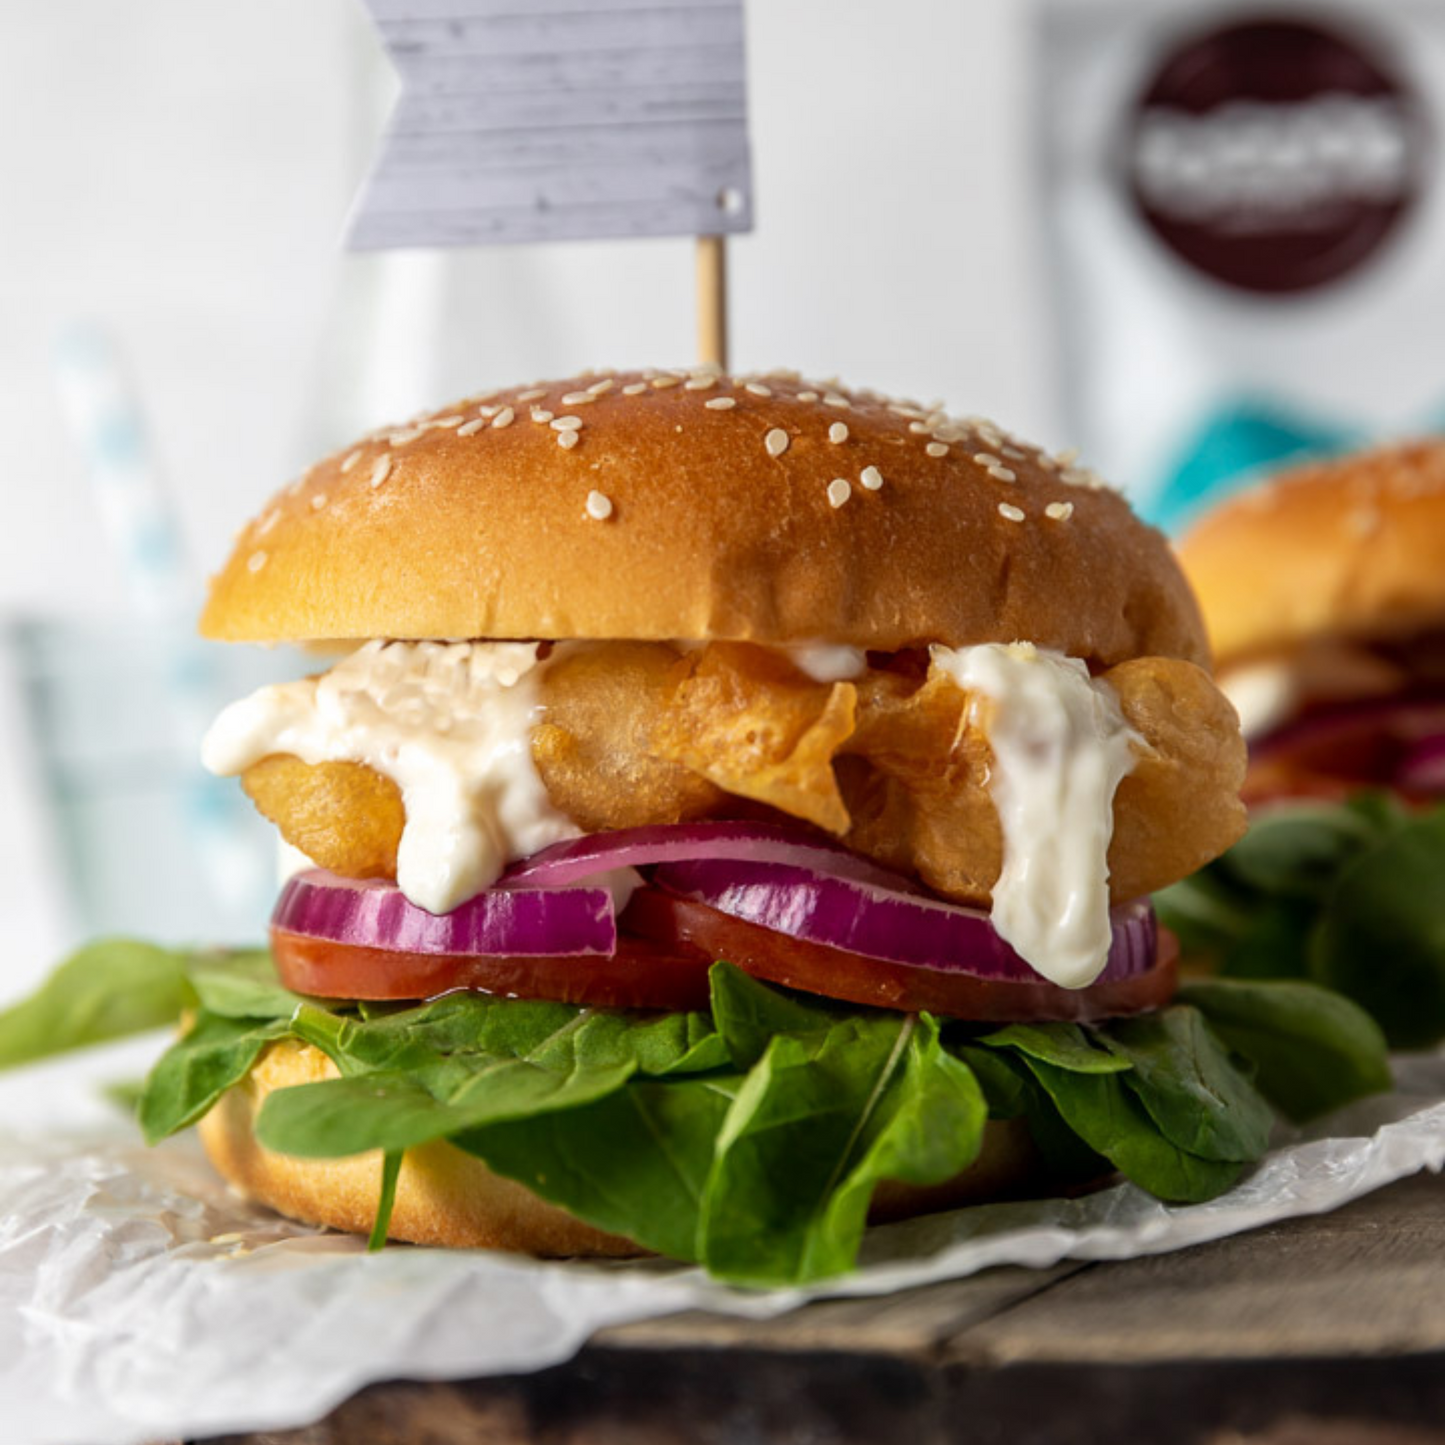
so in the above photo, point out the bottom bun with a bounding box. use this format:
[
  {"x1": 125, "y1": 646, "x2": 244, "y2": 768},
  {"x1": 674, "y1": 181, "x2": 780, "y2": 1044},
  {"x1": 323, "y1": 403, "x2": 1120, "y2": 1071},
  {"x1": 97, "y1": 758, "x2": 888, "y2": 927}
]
[{"x1": 199, "y1": 1036, "x2": 1063, "y2": 1258}]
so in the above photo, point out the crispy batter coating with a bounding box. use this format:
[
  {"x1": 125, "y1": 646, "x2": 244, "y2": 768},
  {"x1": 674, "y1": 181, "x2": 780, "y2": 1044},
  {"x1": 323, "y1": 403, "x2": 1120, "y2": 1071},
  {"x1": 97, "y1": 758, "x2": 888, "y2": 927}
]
[
  {"x1": 242, "y1": 755, "x2": 403, "y2": 879},
  {"x1": 242, "y1": 642, "x2": 1245, "y2": 904}
]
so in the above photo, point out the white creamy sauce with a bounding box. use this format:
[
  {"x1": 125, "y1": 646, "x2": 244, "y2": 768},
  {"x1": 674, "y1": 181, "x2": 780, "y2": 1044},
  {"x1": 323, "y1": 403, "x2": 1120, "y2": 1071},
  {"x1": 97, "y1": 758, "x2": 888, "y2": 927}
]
[
  {"x1": 202, "y1": 640, "x2": 580, "y2": 915},
  {"x1": 785, "y1": 643, "x2": 867, "y2": 683},
  {"x1": 931, "y1": 642, "x2": 1140, "y2": 989},
  {"x1": 1218, "y1": 660, "x2": 1300, "y2": 740}
]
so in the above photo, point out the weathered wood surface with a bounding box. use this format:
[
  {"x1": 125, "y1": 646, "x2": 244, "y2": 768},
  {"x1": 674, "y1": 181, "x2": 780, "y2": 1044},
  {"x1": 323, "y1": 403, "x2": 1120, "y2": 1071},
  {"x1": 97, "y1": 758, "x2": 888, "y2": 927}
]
[{"x1": 202, "y1": 1170, "x2": 1445, "y2": 1445}]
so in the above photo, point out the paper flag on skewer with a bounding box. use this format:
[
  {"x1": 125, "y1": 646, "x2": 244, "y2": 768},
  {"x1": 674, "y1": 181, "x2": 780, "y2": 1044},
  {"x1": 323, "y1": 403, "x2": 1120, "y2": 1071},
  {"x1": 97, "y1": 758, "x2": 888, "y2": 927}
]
[{"x1": 349, "y1": 0, "x2": 754, "y2": 250}]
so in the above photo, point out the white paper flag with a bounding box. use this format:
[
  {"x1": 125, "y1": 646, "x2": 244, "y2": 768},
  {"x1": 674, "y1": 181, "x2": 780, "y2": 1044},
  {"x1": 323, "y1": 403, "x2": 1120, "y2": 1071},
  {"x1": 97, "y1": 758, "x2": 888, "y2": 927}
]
[{"x1": 349, "y1": 0, "x2": 754, "y2": 249}]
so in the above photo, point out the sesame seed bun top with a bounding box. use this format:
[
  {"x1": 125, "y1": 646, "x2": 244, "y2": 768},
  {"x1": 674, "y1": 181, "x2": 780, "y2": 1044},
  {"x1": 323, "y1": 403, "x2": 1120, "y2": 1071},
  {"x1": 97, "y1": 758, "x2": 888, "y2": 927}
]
[
  {"x1": 1178, "y1": 440, "x2": 1445, "y2": 668},
  {"x1": 201, "y1": 368, "x2": 1208, "y2": 667}
]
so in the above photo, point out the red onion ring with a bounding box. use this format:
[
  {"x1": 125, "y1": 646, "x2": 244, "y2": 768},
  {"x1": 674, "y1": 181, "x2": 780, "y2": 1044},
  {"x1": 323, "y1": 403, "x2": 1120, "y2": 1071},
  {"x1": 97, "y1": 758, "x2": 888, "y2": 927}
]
[
  {"x1": 502, "y1": 821, "x2": 921, "y2": 892},
  {"x1": 651, "y1": 858, "x2": 1156, "y2": 985},
  {"x1": 273, "y1": 870, "x2": 617, "y2": 957}
]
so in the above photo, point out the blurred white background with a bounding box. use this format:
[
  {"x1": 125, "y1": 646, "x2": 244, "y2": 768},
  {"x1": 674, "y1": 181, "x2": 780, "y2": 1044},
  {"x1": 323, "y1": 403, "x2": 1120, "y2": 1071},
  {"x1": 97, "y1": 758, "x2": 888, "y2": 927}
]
[{"x1": 0, "y1": 0, "x2": 1045, "y2": 994}]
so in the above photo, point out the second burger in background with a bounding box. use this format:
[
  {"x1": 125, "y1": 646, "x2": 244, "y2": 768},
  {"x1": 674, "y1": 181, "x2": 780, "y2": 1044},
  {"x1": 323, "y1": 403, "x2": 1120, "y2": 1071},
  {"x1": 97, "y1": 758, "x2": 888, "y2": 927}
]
[{"x1": 1168, "y1": 442, "x2": 1445, "y2": 1046}]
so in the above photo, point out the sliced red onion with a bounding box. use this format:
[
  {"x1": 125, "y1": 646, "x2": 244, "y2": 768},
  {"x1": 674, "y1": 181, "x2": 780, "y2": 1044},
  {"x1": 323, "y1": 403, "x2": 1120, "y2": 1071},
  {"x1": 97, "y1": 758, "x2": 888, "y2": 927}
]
[
  {"x1": 652, "y1": 859, "x2": 1156, "y2": 984},
  {"x1": 1396, "y1": 734, "x2": 1445, "y2": 795},
  {"x1": 1253, "y1": 696, "x2": 1445, "y2": 762},
  {"x1": 502, "y1": 821, "x2": 921, "y2": 893},
  {"x1": 273, "y1": 870, "x2": 617, "y2": 957}
]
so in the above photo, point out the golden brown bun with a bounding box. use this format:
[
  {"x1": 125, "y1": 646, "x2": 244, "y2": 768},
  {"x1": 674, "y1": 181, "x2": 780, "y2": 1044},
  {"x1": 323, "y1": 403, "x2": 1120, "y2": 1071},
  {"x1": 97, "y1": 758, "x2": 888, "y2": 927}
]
[
  {"x1": 202, "y1": 369, "x2": 1207, "y2": 667},
  {"x1": 198, "y1": 1037, "x2": 1061, "y2": 1256},
  {"x1": 1178, "y1": 440, "x2": 1445, "y2": 668}
]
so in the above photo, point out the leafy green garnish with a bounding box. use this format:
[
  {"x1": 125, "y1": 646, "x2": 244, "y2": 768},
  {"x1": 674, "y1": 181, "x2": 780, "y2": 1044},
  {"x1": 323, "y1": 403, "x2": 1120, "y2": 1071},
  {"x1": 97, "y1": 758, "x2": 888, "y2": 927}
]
[
  {"x1": 1178, "y1": 977, "x2": 1392, "y2": 1121},
  {"x1": 0, "y1": 931, "x2": 1395, "y2": 1285},
  {"x1": 0, "y1": 939, "x2": 193, "y2": 1069},
  {"x1": 1157, "y1": 796, "x2": 1445, "y2": 1048}
]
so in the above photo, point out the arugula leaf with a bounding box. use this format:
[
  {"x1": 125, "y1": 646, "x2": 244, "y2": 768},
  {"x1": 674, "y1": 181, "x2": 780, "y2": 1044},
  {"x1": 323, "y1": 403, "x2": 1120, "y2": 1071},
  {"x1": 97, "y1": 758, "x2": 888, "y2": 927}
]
[
  {"x1": 979, "y1": 1021, "x2": 1132, "y2": 1074},
  {"x1": 1311, "y1": 810, "x2": 1445, "y2": 1049},
  {"x1": 1014, "y1": 1058, "x2": 1243, "y2": 1203},
  {"x1": 0, "y1": 939, "x2": 192, "y2": 1070},
  {"x1": 1098, "y1": 1007, "x2": 1274, "y2": 1163},
  {"x1": 138, "y1": 1012, "x2": 290, "y2": 1144},
  {"x1": 1178, "y1": 977, "x2": 1391, "y2": 1121},
  {"x1": 698, "y1": 1011, "x2": 986, "y2": 1284},
  {"x1": 460, "y1": 1075, "x2": 742, "y2": 1261}
]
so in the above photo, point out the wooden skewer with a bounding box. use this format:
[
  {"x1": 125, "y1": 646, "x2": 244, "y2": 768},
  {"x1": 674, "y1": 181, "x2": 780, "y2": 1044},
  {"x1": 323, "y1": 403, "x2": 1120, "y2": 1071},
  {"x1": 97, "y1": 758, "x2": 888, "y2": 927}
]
[{"x1": 696, "y1": 235, "x2": 728, "y2": 371}]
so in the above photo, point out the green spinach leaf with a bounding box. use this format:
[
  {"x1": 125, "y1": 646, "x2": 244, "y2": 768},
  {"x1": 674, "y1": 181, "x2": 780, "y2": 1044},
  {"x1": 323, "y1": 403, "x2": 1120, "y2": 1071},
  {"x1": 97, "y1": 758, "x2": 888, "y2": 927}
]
[
  {"x1": 1178, "y1": 977, "x2": 1391, "y2": 1121},
  {"x1": 0, "y1": 939, "x2": 192, "y2": 1070}
]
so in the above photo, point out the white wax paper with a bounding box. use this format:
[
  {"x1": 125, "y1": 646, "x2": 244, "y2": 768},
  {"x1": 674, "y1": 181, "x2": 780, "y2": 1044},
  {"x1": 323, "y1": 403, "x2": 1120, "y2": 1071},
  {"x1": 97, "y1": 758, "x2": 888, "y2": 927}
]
[{"x1": 1, "y1": 1041, "x2": 1442, "y2": 1445}]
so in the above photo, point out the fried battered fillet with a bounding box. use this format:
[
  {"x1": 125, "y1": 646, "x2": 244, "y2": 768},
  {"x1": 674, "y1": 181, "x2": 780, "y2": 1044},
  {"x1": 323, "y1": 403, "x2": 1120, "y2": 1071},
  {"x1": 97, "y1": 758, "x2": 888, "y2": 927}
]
[{"x1": 243, "y1": 642, "x2": 1246, "y2": 907}]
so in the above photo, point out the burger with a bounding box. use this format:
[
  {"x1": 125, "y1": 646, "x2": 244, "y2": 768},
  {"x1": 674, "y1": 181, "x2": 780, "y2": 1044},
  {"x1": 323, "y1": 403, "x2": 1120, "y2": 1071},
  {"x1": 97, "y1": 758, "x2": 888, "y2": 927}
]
[
  {"x1": 1167, "y1": 442, "x2": 1445, "y2": 1048},
  {"x1": 1179, "y1": 441, "x2": 1445, "y2": 804},
  {"x1": 12, "y1": 369, "x2": 1391, "y2": 1285}
]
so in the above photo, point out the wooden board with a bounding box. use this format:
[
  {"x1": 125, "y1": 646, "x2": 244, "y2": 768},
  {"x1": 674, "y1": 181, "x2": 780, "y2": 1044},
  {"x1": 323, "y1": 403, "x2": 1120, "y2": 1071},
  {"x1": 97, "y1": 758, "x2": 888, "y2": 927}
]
[{"x1": 198, "y1": 1170, "x2": 1445, "y2": 1445}]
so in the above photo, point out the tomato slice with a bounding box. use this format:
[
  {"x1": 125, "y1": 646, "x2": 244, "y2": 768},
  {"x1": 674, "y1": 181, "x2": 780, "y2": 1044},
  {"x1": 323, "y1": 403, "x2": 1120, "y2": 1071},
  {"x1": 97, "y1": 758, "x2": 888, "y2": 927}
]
[
  {"x1": 271, "y1": 927, "x2": 714, "y2": 1011},
  {"x1": 273, "y1": 888, "x2": 1176, "y2": 1021}
]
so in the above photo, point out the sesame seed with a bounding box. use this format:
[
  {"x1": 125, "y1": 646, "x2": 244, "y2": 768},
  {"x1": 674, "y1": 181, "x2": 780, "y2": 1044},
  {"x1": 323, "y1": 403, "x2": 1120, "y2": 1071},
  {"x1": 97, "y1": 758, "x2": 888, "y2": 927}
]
[
  {"x1": 478, "y1": 405, "x2": 500, "y2": 418},
  {"x1": 1045, "y1": 501, "x2": 1074, "y2": 521},
  {"x1": 1055, "y1": 446, "x2": 1080, "y2": 466},
  {"x1": 492, "y1": 407, "x2": 514, "y2": 429},
  {"x1": 990, "y1": 466, "x2": 1017, "y2": 482},
  {"x1": 585, "y1": 490, "x2": 613, "y2": 520},
  {"x1": 557, "y1": 430, "x2": 580, "y2": 450},
  {"x1": 340, "y1": 449, "x2": 362, "y2": 473},
  {"x1": 746, "y1": 381, "x2": 772, "y2": 397},
  {"x1": 823, "y1": 393, "x2": 850, "y2": 408},
  {"x1": 311, "y1": 494, "x2": 327, "y2": 510},
  {"x1": 516, "y1": 388, "x2": 547, "y2": 402},
  {"x1": 247, "y1": 550, "x2": 268, "y2": 573},
  {"x1": 829, "y1": 422, "x2": 849, "y2": 443},
  {"x1": 797, "y1": 391, "x2": 819, "y2": 402},
  {"x1": 551, "y1": 416, "x2": 583, "y2": 430},
  {"x1": 765, "y1": 428, "x2": 790, "y2": 457},
  {"x1": 388, "y1": 427, "x2": 425, "y2": 446},
  {"x1": 369, "y1": 455, "x2": 392, "y2": 488},
  {"x1": 860, "y1": 465, "x2": 883, "y2": 491},
  {"x1": 530, "y1": 408, "x2": 554, "y2": 423},
  {"x1": 705, "y1": 396, "x2": 737, "y2": 410},
  {"x1": 651, "y1": 376, "x2": 681, "y2": 389},
  {"x1": 932, "y1": 424, "x2": 968, "y2": 443},
  {"x1": 560, "y1": 391, "x2": 596, "y2": 405},
  {"x1": 432, "y1": 415, "x2": 464, "y2": 428},
  {"x1": 926, "y1": 442, "x2": 949, "y2": 458},
  {"x1": 998, "y1": 503, "x2": 1025, "y2": 522},
  {"x1": 256, "y1": 510, "x2": 280, "y2": 536},
  {"x1": 827, "y1": 478, "x2": 852, "y2": 508},
  {"x1": 909, "y1": 422, "x2": 932, "y2": 435},
  {"x1": 622, "y1": 382, "x2": 648, "y2": 395},
  {"x1": 684, "y1": 376, "x2": 717, "y2": 390},
  {"x1": 973, "y1": 452, "x2": 1001, "y2": 467},
  {"x1": 587, "y1": 378, "x2": 615, "y2": 395},
  {"x1": 457, "y1": 418, "x2": 486, "y2": 436},
  {"x1": 1001, "y1": 445, "x2": 1025, "y2": 460},
  {"x1": 889, "y1": 405, "x2": 925, "y2": 419}
]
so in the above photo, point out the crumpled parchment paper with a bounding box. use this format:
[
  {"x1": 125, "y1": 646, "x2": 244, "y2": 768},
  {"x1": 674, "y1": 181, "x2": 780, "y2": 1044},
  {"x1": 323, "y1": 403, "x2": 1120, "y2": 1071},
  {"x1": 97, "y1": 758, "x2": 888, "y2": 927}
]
[{"x1": 1, "y1": 1041, "x2": 1442, "y2": 1445}]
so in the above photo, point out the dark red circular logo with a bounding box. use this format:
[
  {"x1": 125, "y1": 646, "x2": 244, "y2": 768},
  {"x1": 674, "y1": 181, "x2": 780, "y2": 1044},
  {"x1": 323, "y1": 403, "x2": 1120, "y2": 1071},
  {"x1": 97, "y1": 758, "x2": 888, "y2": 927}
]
[{"x1": 1126, "y1": 17, "x2": 1427, "y2": 294}]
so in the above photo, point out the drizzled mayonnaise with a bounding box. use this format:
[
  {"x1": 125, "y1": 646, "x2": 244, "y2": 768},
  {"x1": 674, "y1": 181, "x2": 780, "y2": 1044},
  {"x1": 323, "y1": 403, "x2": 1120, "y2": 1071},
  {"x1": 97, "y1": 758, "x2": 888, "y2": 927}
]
[
  {"x1": 931, "y1": 643, "x2": 1140, "y2": 989},
  {"x1": 202, "y1": 640, "x2": 579, "y2": 915},
  {"x1": 784, "y1": 643, "x2": 868, "y2": 683}
]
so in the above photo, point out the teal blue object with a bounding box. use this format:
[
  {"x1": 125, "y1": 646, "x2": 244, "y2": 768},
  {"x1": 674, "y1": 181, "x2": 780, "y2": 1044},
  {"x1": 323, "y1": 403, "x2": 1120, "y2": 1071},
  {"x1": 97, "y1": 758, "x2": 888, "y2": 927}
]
[{"x1": 1147, "y1": 400, "x2": 1360, "y2": 534}]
